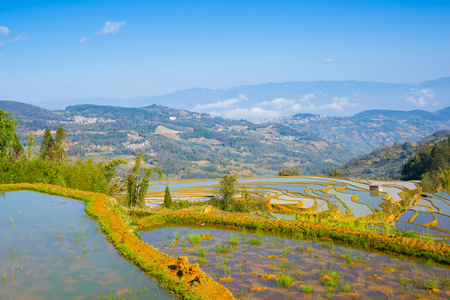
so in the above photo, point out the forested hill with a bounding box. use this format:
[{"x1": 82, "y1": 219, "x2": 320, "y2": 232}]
[
  {"x1": 265, "y1": 106, "x2": 450, "y2": 155},
  {"x1": 0, "y1": 101, "x2": 349, "y2": 178},
  {"x1": 338, "y1": 130, "x2": 450, "y2": 179}
]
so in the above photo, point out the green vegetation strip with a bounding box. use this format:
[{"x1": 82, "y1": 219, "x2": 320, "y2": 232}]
[
  {"x1": 0, "y1": 183, "x2": 235, "y2": 300},
  {"x1": 144, "y1": 211, "x2": 450, "y2": 264}
]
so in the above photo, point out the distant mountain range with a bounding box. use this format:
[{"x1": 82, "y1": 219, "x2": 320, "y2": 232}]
[
  {"x1": 21, "y1": 77, "x2": 450, "y2": 121},
  {"x1": 0, "y1": 100, "x2": 449, "y2": 179}
]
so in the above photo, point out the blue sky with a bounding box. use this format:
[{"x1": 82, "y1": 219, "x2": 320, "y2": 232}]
[{"x1": 1, "y1": 0, "x2": 449, "y2": 103}]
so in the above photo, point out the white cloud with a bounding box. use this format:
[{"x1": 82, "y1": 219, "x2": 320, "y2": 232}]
[
  {"x1": 194, "y1": 94, "x2": 246, "y2": 111},
  {"x1": 307, "y1": 97, "x2": 357, "y2": 111},
  {"x1": 323, "y1": 58, "x2": 336, "y2": 63},
  {"x1": 99, "y1": 21, "x2": 126, "y2": 35},
  {"x1": 213, "y1": 107, "x2": 281, "y2": 120},
  {"x1": 0, "y1": 26, "x2": 9, "y2": 35},
  {"x1": 0, "y1": 42, "x2": 4, "y2": 48},
  {"x1": 406, "y1": 89, "x2": 434, "y2": 107},
  {"x1": 258, "y1": 94, "x2": 318, "y2": 113},
  {"x1": 12, "y1": 34, "x2": 27, "y2": 42},
  {"x1": 300, "y1": 93, "x2": 316, "y2": 102},
  {"x1": 79, "y1": 37, "x2": 89, "y2": 43},
  {"x1": 194, "y1": 98, "x2": 241, "y2": 110},
  {"x1": 259, "y1": 98, "x2": 295, "y2": 109}
]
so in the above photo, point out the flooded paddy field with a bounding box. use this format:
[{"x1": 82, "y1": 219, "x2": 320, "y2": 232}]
[
  {"x1": 147, "y1": 177, "x2": 408, "y2": 214},
  {"x1": 146, "y1": 176, "x2": 450, "y2": 243},
  {"x1": 146, "y1": 177, "x2": 404, "y2": 213},
  {"x1": 0, "y1": 191, "x2": 173, "y2": 300},
  {"x1": 140, "y1": 225, "x2": 450, "y2": 300},
  {"x1": 396, "y1": 192, "x2": 450, "y2": 238}
]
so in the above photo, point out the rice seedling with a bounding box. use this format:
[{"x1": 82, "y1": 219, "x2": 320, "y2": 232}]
[
  {"x1": 283, "y1": 247, "x2": 290, "y2": 257},
  {"x1": 275, "y1": 236, "x2": 282, "y2": 247},
  {"x1": 241, "y1": 229, "x2": 247, "y2": 243},
  {"x1": 303, "y1": 284, "x2": 313, "y2": 294},
  {"x1": 279, "y1": 261, "x2": 293, "y2": 272},
  {"x1": 339, "y1": 283, "x2": 350, "y2": 292},
  {"x1": 229, "y1": 234, "x2": 239, "y2": 246},
  {"x1": 250, "y1": 238, "x2": 261, "y2": 246},
  {"x1": 197, "y1": 246, "x2": 206, "y2": 258},
  {"x1": 181, "y1": 237, "x2": 186, "y2": 248},
  {"x1": 276, "y1": 274, "x2": 293, "y2": 288},
  {"x1": 187, "y1": 234, "x2": 202, "y2": 246},
  {"x1": 320, "y1": 270, "x2": 340, "y2": 288},
  {"x1": 173, "y1": 230, "x2": 179, "y2": 240},
  {"x1": 421, "y1": 278, "x2": 438, "y2": 290}
]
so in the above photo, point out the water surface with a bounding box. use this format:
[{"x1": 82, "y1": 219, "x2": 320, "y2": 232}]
[{"x1": 0, "y1": 191, "x2": 173, "y2": 300}]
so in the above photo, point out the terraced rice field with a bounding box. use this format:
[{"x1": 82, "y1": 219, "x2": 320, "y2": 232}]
[
  {"x1": 146, "y1": 176, "x2": 450, "y2": 240},
  {"x1": 396, "y1": 192, "x2": 450, "y2": 239},
  {"x1": 140, "y1": 225, "x2": 450, "y2": 300}
]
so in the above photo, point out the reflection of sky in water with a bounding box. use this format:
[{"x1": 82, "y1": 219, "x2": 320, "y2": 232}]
[
  {"x1": 437, "y1": 191, "x2": 450, "y2": 201},
  {"x1": 0, "y1": 191, "x2": 171, "y2": 300},
  {"x1": 410, "y1": 205, "x2": 432, "y2": 213},
  {"x1": 398, "y1": 210, "x2": 415, "y2": 222},
  {"x1": 424, "y1": 196, "x2": 450, "y2": 215},
  {"x1": 412, "y1": 212, "x2": 435, "y2": 225},
  {"x1": 418, "y1": 200, "x2": 439, "y2": 212},
  {"x1": 313, "y1": 190, "x2": 347, "y2": 213},
  {"x1": 370, "y1": 180, "x2": 417, "y2": 190},
  {"x1": 433, "y1": 213, "x2": 450, "y2": 232},
  {"x1": 315, "y1": 199, "x2": 329, "y2": 213},
  {"x1": 140, "y1": 225, "x2": 450, "y2": 299},
  {"x1": 395, "y1": 222, "x2": 450, "y2": 236},
  {"x1": 244, "y1": 184, "x2": 309, "y2": 195},
  {"x1": 381, "y1": 186, "x2": 403, "y2": 202},
  {"x1": 327, "y1": 189, "x2": 373, "y2": 217},
  {"x1": 342, "y1": 190, "x2": 384, "y2": 210}
]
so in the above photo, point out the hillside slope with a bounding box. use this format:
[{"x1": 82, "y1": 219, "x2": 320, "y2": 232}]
[
  {"x1": 0, "y1": 101, "x2": 350, "y2": 178},
  {"x1": 338, "y1": 130, "x2": 450, "y2": 179},
  {"x1": 268, "y1": 107, "x2": 450, "y2": 154}
]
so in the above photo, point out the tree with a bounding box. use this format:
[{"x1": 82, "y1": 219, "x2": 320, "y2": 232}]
[
  {"x1": 39, "y1": 126, "x2": 68, "y2": 163},
  {"x1": 328, "y1": 168, "x2": 342, "y2": 177},
  {"x1": 164, "y1": 186, "x2": 173, "y2": 208},
  {"x1": 53, "y1": 126, "x2": 67, "y2": 163},
  {"x1": 0, "y1": 110, "x2": 19, "y2": 159},
  {"x1": 278, "y1": 168, "x2": 301, "y2": 176},
  {"x1": 40, "y1": 127, "x2": 54, "y2": 160},
  {"x1": 26, "y1": 133, "x2": 37, "y2": 159},
  {"x1": 216, "y1": 173, "x2": 238, "y2": 211},
  {"x1": 8, "y1": 134, "x2": 24, "y2": 162},
  {"x1": 100, "y1": 158, "x2": 127, "y2": 193},
  {"x1": 125, "y1": 153, "x2": 162, "y2": 207}
]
